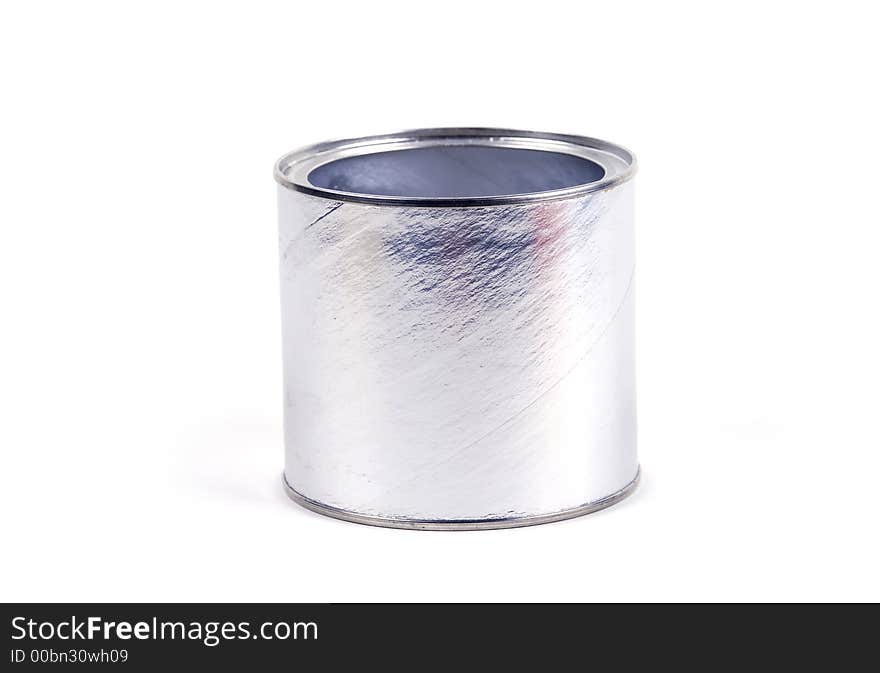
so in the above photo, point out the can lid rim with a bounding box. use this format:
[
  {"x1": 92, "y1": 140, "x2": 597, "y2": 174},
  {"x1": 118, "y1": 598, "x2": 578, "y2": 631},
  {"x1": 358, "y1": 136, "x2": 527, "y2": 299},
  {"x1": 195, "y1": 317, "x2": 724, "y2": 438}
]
[{"x1": 274, "y1": 128, "x2": 637, "y2": 207}]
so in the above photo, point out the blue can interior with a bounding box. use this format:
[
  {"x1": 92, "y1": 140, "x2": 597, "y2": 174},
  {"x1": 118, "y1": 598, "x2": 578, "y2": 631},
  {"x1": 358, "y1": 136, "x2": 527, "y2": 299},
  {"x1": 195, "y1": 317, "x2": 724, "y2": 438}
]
[{"x1": 307, "y1": 145, "x2": 606, "y2": 199}]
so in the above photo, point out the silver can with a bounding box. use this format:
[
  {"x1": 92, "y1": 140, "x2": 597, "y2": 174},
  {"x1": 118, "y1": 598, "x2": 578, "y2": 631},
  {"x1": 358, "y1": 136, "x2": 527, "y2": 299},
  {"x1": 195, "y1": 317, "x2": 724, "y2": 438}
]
[{"x1": 275, "y1": 128, "x2": 638, "y2": 529}]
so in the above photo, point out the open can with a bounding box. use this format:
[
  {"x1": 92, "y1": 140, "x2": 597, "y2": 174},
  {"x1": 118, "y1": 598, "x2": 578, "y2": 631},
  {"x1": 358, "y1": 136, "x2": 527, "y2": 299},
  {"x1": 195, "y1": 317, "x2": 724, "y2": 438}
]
[{"x1": 275, "y1": 128, "x2": 639, "y2": 529}]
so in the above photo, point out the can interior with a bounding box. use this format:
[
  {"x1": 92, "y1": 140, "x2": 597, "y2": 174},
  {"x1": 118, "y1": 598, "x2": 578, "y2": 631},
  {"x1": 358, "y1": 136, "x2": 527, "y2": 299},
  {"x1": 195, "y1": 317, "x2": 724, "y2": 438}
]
[{"x1": 306, "y1": 145, "x2": 606, "y2": 200}]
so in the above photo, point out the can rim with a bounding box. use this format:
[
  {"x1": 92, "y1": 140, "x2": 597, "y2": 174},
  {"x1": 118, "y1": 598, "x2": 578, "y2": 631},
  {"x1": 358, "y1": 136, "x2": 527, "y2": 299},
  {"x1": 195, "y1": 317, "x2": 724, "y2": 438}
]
[
  {"x1": 283, "y1": 468, "x2": 640, "y2": 530},
  {"x1": 274, "y1": 127, "x2": 637, "y2": 207}
]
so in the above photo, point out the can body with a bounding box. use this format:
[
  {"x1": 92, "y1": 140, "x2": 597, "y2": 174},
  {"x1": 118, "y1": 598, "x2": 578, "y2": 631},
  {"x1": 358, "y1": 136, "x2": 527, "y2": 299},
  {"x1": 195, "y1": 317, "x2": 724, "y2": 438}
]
[{"x1": 276, "y1": 129, "x2": 638, "y2": 529}]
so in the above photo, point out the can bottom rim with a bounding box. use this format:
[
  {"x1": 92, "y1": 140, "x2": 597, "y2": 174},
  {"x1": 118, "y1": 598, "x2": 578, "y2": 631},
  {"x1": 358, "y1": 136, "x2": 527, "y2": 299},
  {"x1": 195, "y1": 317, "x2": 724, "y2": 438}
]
[{"x1": 282, "y1": 468, "x2": 640, "y2": 531}]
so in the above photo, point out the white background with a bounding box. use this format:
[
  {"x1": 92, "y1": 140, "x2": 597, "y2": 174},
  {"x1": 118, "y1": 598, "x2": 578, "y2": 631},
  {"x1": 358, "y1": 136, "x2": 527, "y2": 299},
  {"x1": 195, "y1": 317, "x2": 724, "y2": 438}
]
[{"x1": 2, "y1": 1, "x2": 878, "y2": 602}]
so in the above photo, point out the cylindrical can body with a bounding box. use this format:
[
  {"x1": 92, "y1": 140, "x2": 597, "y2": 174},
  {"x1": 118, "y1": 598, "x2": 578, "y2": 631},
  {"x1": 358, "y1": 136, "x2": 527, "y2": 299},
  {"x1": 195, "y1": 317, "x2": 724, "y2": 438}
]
[{"x1": 276, "y1": 129, "x2": 638, "y2": 529}]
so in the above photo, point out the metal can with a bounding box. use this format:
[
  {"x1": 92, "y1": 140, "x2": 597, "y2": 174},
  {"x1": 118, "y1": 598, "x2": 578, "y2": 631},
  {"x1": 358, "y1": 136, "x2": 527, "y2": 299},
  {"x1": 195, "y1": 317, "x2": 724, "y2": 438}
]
[{"x1": 275, "y1": 128, "x2": 638, "y2": 529}]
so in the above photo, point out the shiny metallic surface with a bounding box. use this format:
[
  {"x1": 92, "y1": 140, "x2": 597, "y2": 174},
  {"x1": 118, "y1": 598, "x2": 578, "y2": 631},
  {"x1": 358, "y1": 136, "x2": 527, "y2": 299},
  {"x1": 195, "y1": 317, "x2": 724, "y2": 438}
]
[
  {"x1": 275, "y1": 127, "x2": 635, "y2": 207},
  {"x1": 276, "y1": 128, "x2": 638, "y2": 529},
  {"x1": 283, "y1": 470, "x2": 640, "y2": 530}
]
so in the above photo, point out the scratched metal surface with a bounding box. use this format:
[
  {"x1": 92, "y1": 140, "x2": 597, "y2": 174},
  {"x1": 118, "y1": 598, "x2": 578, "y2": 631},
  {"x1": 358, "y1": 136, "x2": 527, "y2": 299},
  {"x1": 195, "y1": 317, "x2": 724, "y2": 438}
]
[{"x1": 278, "y1": 181, "x2": 637, "y2": 522}]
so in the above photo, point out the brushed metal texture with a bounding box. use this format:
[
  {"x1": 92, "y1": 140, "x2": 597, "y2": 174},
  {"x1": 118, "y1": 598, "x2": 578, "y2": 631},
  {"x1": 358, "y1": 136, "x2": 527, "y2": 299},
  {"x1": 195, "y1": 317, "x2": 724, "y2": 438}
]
[{"x1": 277, "y1": 129, "x2": 638, "y2": 527}]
